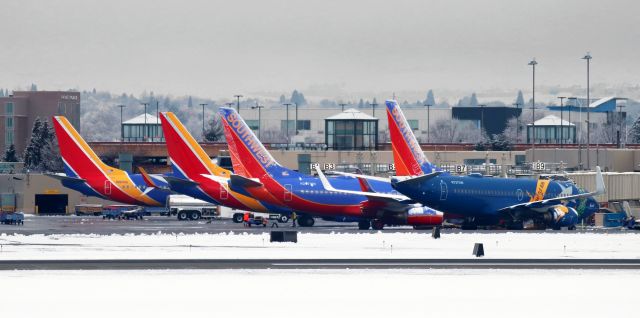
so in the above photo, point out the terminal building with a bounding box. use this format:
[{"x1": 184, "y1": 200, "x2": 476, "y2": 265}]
[{"x1": 0, "y1": 91, "x2": 81, "y2": 154}]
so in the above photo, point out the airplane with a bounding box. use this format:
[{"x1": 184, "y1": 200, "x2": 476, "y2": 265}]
[
  {"x1": 218, "y1": 107, "x2": 444, "y2": 230},
  {"x1": 48, "y1": 116, "x2": 170, "y2": 207},
  {"x1": 158, "y1": 111, "x2": 292, "y2": 222},
  {"x1": 384, "y1": 100, "x2": 602, "y2": 230}
]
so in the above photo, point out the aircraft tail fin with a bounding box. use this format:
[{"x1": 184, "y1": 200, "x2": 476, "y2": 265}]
[
  {"x1": 52, "y1": 116, "x2": 114, "y2": 178},
  {"x1": 159, "y1": 112, "x2": 231, "y2": 180},
  {"x1": 218, "y1": 107, "x2": 292, "y2": 178},
  {"x1": 385, "y1": 100, "x2": 434, "y2": 176}
]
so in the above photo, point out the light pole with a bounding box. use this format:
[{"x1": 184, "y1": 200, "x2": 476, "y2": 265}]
[
  {"x1": 558, "y1": 96, "x2": 566, "y2": 147},
  {"x1": 251, "y1": 103, "x2": 264, "y2": 139},
  {"x1": 424, "y1": 103, "x2": 432, "y2": 143},
  {"x1": 339, "y1": 102, "x2": 348, "y2": 112},
  {"x1": 478, "y1": 104, "x2": 486, "y2": 136},
  {"x1": 200, "y1": 103, "x2": 207, "y2": 141},
  {"x1": 370, "y1": 101, "x2": 378, "y2": 118},
  {"x1": 156, "y1": 100, "x2": 160, "y2": 141},
  {"x1": 283, "y1": 103, "x2": 292, "y2": 149},
  {"x1": 141, "y1": 102, "x2": 149, "y2": 141},
  {"x1": 582, "y1": 52, "x2": 592, "y2": 169},
  {"x1": 528, "y1": 58, "x2": 537, "y2": 163},
  {"x1": 618, "y1": 103, "x2": 626, "y2": 148},
  {"x1": 117, "y1": 104, "x2": 126, "y2": 142},
  {"x1": 294, "y1": 102, "x2": 299, "y2": 135},
  {"x1": 513, "y1": 102, "x2": 522, "y2": 143},
  {"x1": 234, "y1": 95, "x2": 243, "y2": 114}
]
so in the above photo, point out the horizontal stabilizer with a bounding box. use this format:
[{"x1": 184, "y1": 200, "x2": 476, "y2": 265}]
[
  {"x1": 164, "y1": 175, "x2": 200, "y2": 187},
  {"x1": 45, "y1": 173, "x2": 86, "y2": 184},
  {"x1": 391, "y1": 171, "x2": 443, "y2": 188},
  {"x1": 315, "y1": 166, "x2": 410, "y2": 202},
  {"x1": 229, "y1": 174, "x2": 263, "y2": 188}
]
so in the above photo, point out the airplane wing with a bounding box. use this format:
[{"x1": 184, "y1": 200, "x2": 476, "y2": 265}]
[
  {"x1": 314, "y1": 166, "x2": 410, "y2": 203},
  {"x1": 45, "y1": 173, "x2": 86, "y2": 184},
  {"x1": 500, "y1": 166, "x2": 605, "y2": 211}
]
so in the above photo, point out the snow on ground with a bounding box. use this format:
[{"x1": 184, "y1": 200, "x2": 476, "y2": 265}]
[
  {"x1": 1, "y1": 231, "x2": 639, "y2": 260},
  {"x1": 1, "y1": 269, "x2": 638, "y2": 318}
]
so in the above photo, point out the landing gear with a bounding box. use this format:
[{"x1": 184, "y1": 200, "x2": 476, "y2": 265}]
[
  {"x1": 357, "y1": 220, "x2": 371, "y2": 230},
  {"x1": 371, "y1": 219, "x2": 385, "y2": 230},
  {"x1": 297, "y1": 215, "x2": 315, "y2": 227},
  {"x1": 568, "y1": 225, "x2": 577, "y2": 231}
]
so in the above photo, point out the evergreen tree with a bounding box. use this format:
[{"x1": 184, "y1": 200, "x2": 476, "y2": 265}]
[
  {"x1": 629, "y1": 116, "x2": 640, "y2": 143},
  {"x1": 279, "y1": 94, "x2": 286, "y2": 104},
  {"x1": 426, "y1": 89, "x2": 435, "y2": 106},
  {"x1": 290, "y1": 90, "x2": 307, "y2": 106},
  {"x1": 23, "y1": 119, "x2": 62, "y2": 171},
  {"x1": 2, "y1": 144, "x2": 19, "y2": 162},
  {"x1": 30, "y1": 83, "x2": 38, "y2": 91},
  {"x1": 516, "y1": 90, "x2": 525, "y2": 107},
  {"x1": 23, "y1": 118, "x2": 44, "y2": 169},
  {"x1": 188, "y1": 96, "x2": 193, "y2": 108},
  {"x1": 0, "y1": 88, "x2": 4, "y2": 97},
  {"x1": 470, "y1": 93, "x2": 478, "y2": 107},
  {"x1": 358, "y1": 99, "x2": 364, "y2": 108}
]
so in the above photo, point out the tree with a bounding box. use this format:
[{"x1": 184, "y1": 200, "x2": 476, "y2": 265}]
[
  {"x1": 30, "y1": 83, "x2": 38, "y2": 91},
  {"x1": 188, "y1": 96, "x2": 193, "y2": 108},
  {"x1": 204, "y1": 115, "x2": 225, "y2": 142},
  {"x1": 425, "y1": 90, "x2": 435, "y2": 106},
  {"x1": 0, "y1": 88, "x2": 4, "y2": 97},
  {"x1": 279, "y1": 94, "x2": 287, "y2": 104},
  {"x1": 23, "y1": 119, "x2": 62, "y2": 171},
  {"x1": 629, "y1": 115, "x2": 640, "y2": 143},
  {"x1": 290, "y1": 90, "x2": 307, "y2": 106},
  {"x1": 358, "y1": 99, "x2": 364, "y2": 108},
  {"x1": 2, "y1": 144, "x2": 19, "y2": 162},
  {"x1": 515, "y1": 90, "x2": 525, "y2": 107},
  {"x1": 470, "y1": 93, "x2": 478, "y2": 107}
]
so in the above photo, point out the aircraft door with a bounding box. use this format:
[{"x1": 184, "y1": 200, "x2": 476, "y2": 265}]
[
  {"x1": 104, "y1": 180, "x2": 111, "y2": 195},
  {"x1": 220, "y1": 186, "x2": 228, "y2": 200},
  {"x1": 440, "y1": 180, "x2": 448, "y2": 201},
  {"x1": 284, "y1": 184, "x2": 293, "y2": 202}
]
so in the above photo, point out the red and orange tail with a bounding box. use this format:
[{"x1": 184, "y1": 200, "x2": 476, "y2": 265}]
[
  {"x1": 52, "y1": 116, "x2": 112, "y2": 179},
  {"x1": 159, "y1": 112, "x2": 231, "y2": 180},
  {"x1": 385, "y1": 100, "x2": 433, "y2": 176}
]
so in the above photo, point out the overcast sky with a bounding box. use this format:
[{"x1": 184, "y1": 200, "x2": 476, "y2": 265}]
[{"x1": 2, "y1": 0, "x2": 639, "y2": 99}]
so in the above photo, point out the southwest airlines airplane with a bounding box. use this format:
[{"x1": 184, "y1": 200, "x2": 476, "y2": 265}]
[
  {"x1": 218, "y1": 107, "x2": 444, "y2": 230},
  {"x1": 385, "y1": 100, "x2": 602, "y2": 230},
  {"x1": 49, "y1": 116, "x2": 170, "y2": 206},
  {"x1": 158, "y1": 111, "x2": 291, "y2": 222}
]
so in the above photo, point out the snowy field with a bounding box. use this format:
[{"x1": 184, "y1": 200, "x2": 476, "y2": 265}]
[
  {"x1": 1, "y1": 231, "x2": 639, "y2": 260},
  {"x1": 1, "y1": 269, "x2": 638, "y2": 318}
]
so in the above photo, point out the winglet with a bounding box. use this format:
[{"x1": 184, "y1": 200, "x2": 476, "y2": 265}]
[
  {"x1": 595, "y1": 166, "x2": 605, "y2": 195},
  {"x1": 138, "y1": 167, "x2": 158, "y2": 188},
  {"x1": 315, "y1": 166, "x2": 337, "y2": 191}
]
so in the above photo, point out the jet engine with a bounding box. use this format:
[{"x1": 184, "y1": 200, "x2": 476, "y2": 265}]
[
  {"x1": 544, "y1": 205, "x2": 579, "y2": 229},
  {"x1": 403, "y1": 206, "x2": 444, "y2": 226}
]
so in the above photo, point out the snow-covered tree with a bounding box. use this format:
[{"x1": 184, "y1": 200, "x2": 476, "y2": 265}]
[
  {"x1": 204, "y1": 115, "x2": 225, "y2": 142},
  {"x1": 23, "y1": 119, "x2": 62, "y2": 171},
  {"x1": 629, "y1": 115, "x2": 640, "y2": 143},
  {"x1": 470, "y1": 93, "x2": 478, "y2": 107},
  {"x1": 515, "y1": 90, "x2": 525, "y2": 107},
  {"x1": 290, "y1": 90, "x2": 307, "y2": 106},
  {"x1": 425, "y1": 90, "x2": 435, "y2": 106},
  {"x1": 2, "y1": 144, "x2": 19, "y2": 162}
]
